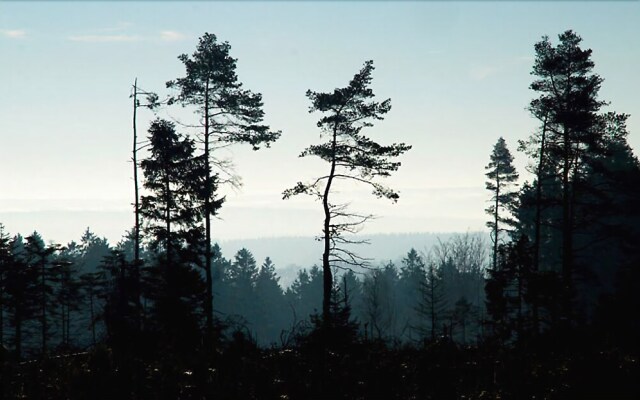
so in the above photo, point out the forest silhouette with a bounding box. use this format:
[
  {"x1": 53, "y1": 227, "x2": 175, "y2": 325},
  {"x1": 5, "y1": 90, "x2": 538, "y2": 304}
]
[{"x1": 1, "y1": 30, "x2": 639, "y2": 399}]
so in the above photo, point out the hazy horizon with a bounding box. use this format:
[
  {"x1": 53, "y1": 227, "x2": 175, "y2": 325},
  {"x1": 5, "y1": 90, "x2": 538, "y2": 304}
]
[
  {"x1": 0, "y1": 203, "x2": 484, "y2": 246},
  {"x1": 2, "y1": 1, "x2": 638, "y2": 249}
]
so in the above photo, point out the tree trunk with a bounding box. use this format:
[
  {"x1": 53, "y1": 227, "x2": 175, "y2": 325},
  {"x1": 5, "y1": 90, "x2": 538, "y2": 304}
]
[
  {"x1": 493, "y1": 172, "x2": 500, "y2": 271},
  {"x1": 41, "y1": 259, "x2": 47, "y2": 355},
  {"x1": 0, "y1": 273, "x2": 3, "y2": 346},
  {"x1": 561, "y1": 126, "x2": 573, "y2": 326},
  {"x1": 321, "y1": 125, "x2": 338, "y2": 324},
  {"x1": 132, "y1": 79, "x2": 143, "y2": 334},
  {"x1": 532, "y1": 115, "x2": 548, "y2": 334},
  {"x1": 430, "y1": 269, "x2": 436, "y2": 341},
  {"x1": 203, "y1": 80, "x2": 214, "y2": 349},
  {"x1": 133, "y1": 79, "x2": 141, "y2": 267},
  {"x1": 15, "y1": 312, "x2": 21, "y2": 360},
  {"x1": 89, "y1": 290, "x2": 96, "y2": 346},
  {"x1": 66, "y1": 305, "x2": 71, "y2": 347},
  {"x1": 165, "y1": 171, "x2": 172, "y2": 267}
]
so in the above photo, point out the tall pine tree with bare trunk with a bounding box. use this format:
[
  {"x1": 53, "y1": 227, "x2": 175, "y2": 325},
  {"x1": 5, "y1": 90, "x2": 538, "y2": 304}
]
[
  {"x1": 130, "y1": 79, "x2": 159, "y2": 334},
  {"x1": 167, "y1": 33, "x2": 280, "y2": 348},
  {"x1": 283, "y1": 60, "x2": 411, "y2": 325},
  {"x1": 525, "y1": 30, "x2": 606, "y2": 325}
]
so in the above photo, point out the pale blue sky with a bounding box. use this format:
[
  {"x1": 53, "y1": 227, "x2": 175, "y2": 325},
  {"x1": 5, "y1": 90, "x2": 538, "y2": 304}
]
[{"x1": 1, "y1": 1, "x2": 639, "y2": 245}]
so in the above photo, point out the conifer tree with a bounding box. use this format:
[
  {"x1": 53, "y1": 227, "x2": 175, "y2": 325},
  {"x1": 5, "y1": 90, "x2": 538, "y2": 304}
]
[
  {"x1": 283, "y1": 60, "x2": 411, "y2": 324},
  {"x1": 255, "y1": 257, "x2": 286, "y2": 344},
  {"x1": 140, "y1": 118, "x2": 210, "y2": 357},
  {"x1": 167, "y1": 33, "x2": 280, "y2": 344},
  {"x1": 398, "y1": 248, "x2": 426, "y2": 339},
  {"x1": 362, "y1": 261, "x2": 399, "y2": 340},
  {"x1": 226, "y1": 248, "x2": 260, "y2": 332},
  {"x1": 0, "y1": 225, "x2": 13, "y2": 348},
  {"x1": 140, "y1": 119, "x2": 212, "y2": 262},
  {"x1": 24, "y1": 232, "x2": 58, "y2": 355},
  {"x1": 417, "y1": 261, "x2": 446, "y2": 341},
  {"x1": 3, "y1": 234, "x2": 37, "y2": 359},
  {"x1": 485, "y1": 137, "x2": 519, "y2": 271},
  {"x1": 526, "y1": 30, "x2": 606, "y2": 323}
]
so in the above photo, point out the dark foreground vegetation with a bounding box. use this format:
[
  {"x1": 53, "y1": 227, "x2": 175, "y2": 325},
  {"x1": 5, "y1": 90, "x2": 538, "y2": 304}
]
[
  {"x1": 2, "y1": 29, "x2": 640, "y2": 398},
  {"x1": 1, "y1": 327, "x2": 638, "y2": 399}
]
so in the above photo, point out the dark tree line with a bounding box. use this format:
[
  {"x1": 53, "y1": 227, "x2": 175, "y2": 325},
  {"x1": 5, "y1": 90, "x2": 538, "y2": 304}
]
[
  {"x1": 484, "y1": 31, "x2": 640, "y2": 351},
  {"x1": 0, "y1": 224, "x2": 487, "y2": 354}
]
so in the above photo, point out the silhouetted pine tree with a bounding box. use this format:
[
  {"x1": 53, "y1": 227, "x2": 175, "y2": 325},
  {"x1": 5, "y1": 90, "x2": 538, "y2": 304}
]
[
  {"x1": 0, "y1": 224, "x2": 10, "y2": 348},
  {"x1": 361, "y1": 261, "x2": 399, "y2": 340},
  {"x1": 226, "y1": 248, "x2": 259, "y2": 335},
  {"x1": 139, "y1": 118, "x2": 208, "y2": 362},
  {"x1": 78, "y1": 270, "x2": 104, "y2": 346},
  {"x1": 285, "y1": 266, "x2": 323, "y2": 326},
  {"x1": 417, "y1": 261, "x2": 446, "y2": 342},
  {"x1": 52, "y1": 250, "x2": 80, "y2": 350},
  {"x1": 398, "y1": 248, "x2": 426, "y2": 341},
  {"x1": 526, "y1": 30, "x2": 607, "y2": 325},
  {"x1": 99, "y1": 250, "x2": 139, "y2": 356},
  {"x1": 24, "y1": 232, "x2": 59, "y2": 356},
  {"x1": 485, "y1": 137, "x2": 519, "y2": 271},
  {"x1": 283, "y1": 60, "x2": 411, "y2": 325},
  {"x1": 167, "y1": 33, "x2": 280, "y2": 345},
  {"x1": 3, "y1": 235, "x2": 38, "y2": 359},
  {"x1": 254, "y1": 257, "x2": 286, "y2": 345}
]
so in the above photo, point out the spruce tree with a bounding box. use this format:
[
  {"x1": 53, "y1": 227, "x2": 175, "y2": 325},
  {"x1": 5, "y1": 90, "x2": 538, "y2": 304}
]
[
  {"x1": 417, "y1": 261, "x2": 446, "y2": 341},
  {"x1": 0, "y1": 224, "x2": 10, "y2": 347},
  {"x1": 398, "y1": 248, "x2": 426, "y2": 340},
  {"x1": 139, "y1": 118, "x2": 210, "y2": 357},
  {"x1": 3, "y1": 234, "x2": 38, "y2": 359},
  {"x1": 485, "y1": 137, "x2": 519, "y2": 271},
  {"x1": 24, "y1": 232, "x2": 58, "y2": 356},
  {"x1": 140, "y1": 119, "x2": 212, "y2": 262},
  {"x1": 254, "y1": 257, "x2": 285, "y2": 344}
]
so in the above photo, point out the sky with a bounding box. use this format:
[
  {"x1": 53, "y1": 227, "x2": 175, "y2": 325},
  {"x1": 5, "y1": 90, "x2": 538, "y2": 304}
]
[{"x1": 1, "y1": 1, "x2": 639, "y2": 246}]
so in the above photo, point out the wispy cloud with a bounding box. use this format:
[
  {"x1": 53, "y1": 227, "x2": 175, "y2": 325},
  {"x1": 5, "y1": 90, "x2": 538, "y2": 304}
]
[
  {"x1": 68, "y1": 34, "x2": 141, "y2": 43},
  {"x1": 68, "y1": 22, "x2": 140, "y2": 43},
  {"x1": 469, "y1": 65, "x2": 498, "y2": 81},
  {"x1": 469, "y1": 55, "x2": 532, "y2": 81},
  {"x1": 160, "y1": 30, "x2": 186, "y2": 42},
  {"x1": 1, "y1": 29, "x2": 27, "y2": 39},
  {"x1": 94, "y1": 22, "x2": 133, "y2": 33}
]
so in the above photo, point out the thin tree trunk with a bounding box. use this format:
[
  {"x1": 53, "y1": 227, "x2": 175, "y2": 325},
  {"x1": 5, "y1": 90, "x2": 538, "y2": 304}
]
[
  {"x1": 66, "y1": 305, "x2": 71, "y2": 347},
  {"x1": 133, "y1": 79, "x2": 141, "y2": 267},
  {"x1": 430, "y1": 278, "x2": 436, "y2": 341},
  {"x1": 165, "y1": 172, "x2": 172, "y2": 267},
  {"x1": 132, "y1": 79, "x2": 143, "y2": 334},
  {"x1": 493, "y1": 172, "x2": 500, "y2": 271},
  {"x1": 533, "y1": 115, "x2": 547, "y2": 334},
  {"x1": 41, "y1": 258, "x2": 47, "y2": 355},
  {"x1": 321, "y1": 125, "x2": 338, "y2": 323},
  {"x1": 61, "y1": 297, "x2": 66, "y2": 347},
  {"x1": 0, "y1": 273, "x2": 3, "y2": 346},
  {"x1": 15, "y1": 313, "x2": 22, "y2": 360},
  {"x1": 203, "y1": 79, "x2": 214, "y2": 349},
  {"x1": 562, "y1": 126, "x2": 573, "y2": 326},
  {"x1": 517, "y1": 265, "x2": 523, "y2": 341},
  {"x1": 321, "y1": 126, "x2": 337, "y2": 398},
  {"x1": 89, "y1": 290, "x2": 96, "y2": 346}
]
